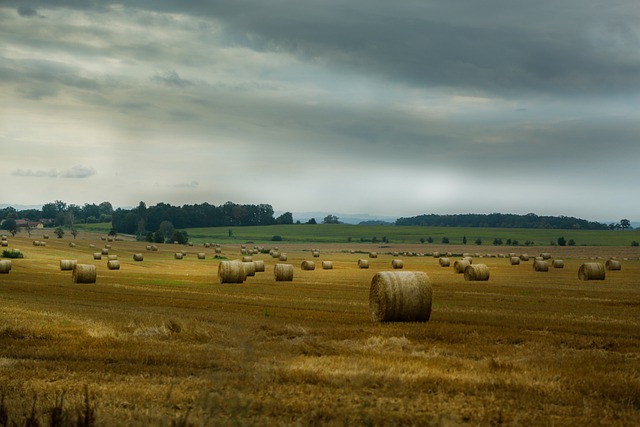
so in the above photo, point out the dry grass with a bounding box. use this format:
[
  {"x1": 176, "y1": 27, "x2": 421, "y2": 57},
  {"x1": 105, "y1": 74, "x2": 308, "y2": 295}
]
[{"x1": 0, "y1": 232, "x2": 639, "y2": 426}]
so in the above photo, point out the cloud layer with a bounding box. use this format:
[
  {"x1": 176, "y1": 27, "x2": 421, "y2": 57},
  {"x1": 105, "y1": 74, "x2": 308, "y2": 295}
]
[{"x1": 1, "y1": 1, "x2": 639, "y2": 220}]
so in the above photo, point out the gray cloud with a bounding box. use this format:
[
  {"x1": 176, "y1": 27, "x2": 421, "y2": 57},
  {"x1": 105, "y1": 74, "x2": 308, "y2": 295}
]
[
  {"x1": 152, "y1": 70, "x2": 194, "y2": 88},
  {"x1": 12, "y1": 166, "x2": 96, "y2": 179},
  {"x1": 17, "y1": 6, "x2": 44, "y2": 18}
]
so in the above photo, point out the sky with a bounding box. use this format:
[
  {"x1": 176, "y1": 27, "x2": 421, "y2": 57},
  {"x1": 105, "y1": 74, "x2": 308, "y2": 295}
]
[{"x1": 1, "y1": 1, "x2": 639, "y2": 222}]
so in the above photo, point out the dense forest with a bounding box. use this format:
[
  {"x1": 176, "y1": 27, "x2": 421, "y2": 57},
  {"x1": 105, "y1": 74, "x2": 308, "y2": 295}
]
[{"x1": 395, "y1": 213, "x2": 611, "y2": 230}]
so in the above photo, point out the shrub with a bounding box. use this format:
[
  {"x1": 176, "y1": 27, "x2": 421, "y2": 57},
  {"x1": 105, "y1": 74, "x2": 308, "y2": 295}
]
[
  {"x1": 271, "y1": 235, "x2": 283, "y2": 241},
  {"x1": 2, "y1": 250, "x2": 23, "y2": 259},
  {"x1": 632, "y1": 241, "x2": 639, "y2": 247}
]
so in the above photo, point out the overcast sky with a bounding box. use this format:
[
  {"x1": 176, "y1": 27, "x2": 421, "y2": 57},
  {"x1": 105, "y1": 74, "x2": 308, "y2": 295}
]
[{"x1": 1, "y1": 1, "x2": 639, "y2": 221}]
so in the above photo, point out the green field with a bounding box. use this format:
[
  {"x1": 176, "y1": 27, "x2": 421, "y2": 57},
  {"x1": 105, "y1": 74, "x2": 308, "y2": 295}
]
[{"x1": 75, "y1": 222, "x2": 640, "y2": 247}]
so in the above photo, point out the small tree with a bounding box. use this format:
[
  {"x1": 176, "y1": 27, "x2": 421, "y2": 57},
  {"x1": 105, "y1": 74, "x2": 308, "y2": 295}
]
[
  {"x1": 427, "y1": 237, "x2": 433, "y2": 243},
  {"x1": 475, "y1": 238, "x2": 482, "y2": 245},
  {"x1": 442, "y1": 237, "x2": 449, "y2": 244},
  {"x1": 2, "y1": 218, "x2": 17, "y2": 237},
  {"x1": 568, "y1": 239, "x2": 576, "y2": 246},
  {"x1": 71, "y1": 228, "x2": 79, "y2": 240},
  {"x1": 462, "y1": 235, "x2": 467, "y2": 245},
  {"x1": 620, "y1": 219, "x2": 631, "y2": 230},
  {"x1": 322, "y1": 214, "x2": 340, "y2": 224},
  {"x1": 557, "y1": 236, "x2": 567, "y2": 246},
  {"x1": 54, "y1": 227, "x2": 65, "y2": 238},
  {"x1": 307, "y1": 218, "x2": 317, "y2": 225},
  {"x1": 631, "y1": 241, "x2": 639, "y2": 247}
]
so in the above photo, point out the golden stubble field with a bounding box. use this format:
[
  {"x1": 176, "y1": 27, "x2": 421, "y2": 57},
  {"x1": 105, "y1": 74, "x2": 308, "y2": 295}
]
[{"x1": 1, "y1": 232, "x2": 639, "y2": 426}]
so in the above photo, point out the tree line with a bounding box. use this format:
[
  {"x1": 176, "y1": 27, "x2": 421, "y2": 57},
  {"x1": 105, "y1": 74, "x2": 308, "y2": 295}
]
[{"x1": 395, "y1": 212, "x2": 619, "y2": 230}]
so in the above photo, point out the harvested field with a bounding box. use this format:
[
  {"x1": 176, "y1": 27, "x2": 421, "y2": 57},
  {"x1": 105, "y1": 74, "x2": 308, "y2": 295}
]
[{"x1": 0, "y1": 233, "x2": 639, "y2": 426}]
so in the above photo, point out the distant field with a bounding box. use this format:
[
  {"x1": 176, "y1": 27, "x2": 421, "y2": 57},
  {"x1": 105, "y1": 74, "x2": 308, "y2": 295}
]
[
  {"x1": 185, "y1": 224, "x2": 640, "y2": 247},
  {"x1": 74, "y1": 222, "x2": 640, "y2": 246},
  {"x1": 1, "y1": 230, "x2": 639, "y2": 425}
]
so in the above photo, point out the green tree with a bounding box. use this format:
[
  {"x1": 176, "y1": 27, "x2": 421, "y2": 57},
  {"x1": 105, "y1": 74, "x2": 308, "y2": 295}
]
[
  {"x1": 442, "y1": 237, "x2": 449, "y2": 244},
  {"x1": 171, "y1": 230, "x2": 189, "y2": 245},
  {"x1": 2, "y1": 218, "x2": 18, "y2": 236},
  {"x1": 159, "y1": 221, "x2": 175, "y2": 243},
  {"x1": 275, "y1": 212, "x2": 293, "y2": 225},
  {"x1": 71, "y1": 228, "x2": 79, "y2": 239},
  {"x1": 307, "y1": 218, "x2": 317, "y2": 224},
  {"x1": 54, "y1": 227, "x2": 65, "y2": 238},
  {"x1": 475, "y1": 238, "x2": 482, "y2": 245},
  {"x1": 620, "y1": 219, "x2": 631, "y2": 230},
  {"x1": 322, "y1": 214, "x2": 340, "y2": 224},
  {"x1": 557, "y1": 236, "x2": 567, "y2": 246},
  {"x1": 462, "y1": 235, "x2": 467, "y2": 244}
]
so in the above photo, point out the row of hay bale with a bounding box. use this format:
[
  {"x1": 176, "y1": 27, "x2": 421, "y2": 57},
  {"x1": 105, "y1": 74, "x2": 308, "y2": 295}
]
[{"x1": 1, "y1": 236, "x2": 8, "y2": 247}]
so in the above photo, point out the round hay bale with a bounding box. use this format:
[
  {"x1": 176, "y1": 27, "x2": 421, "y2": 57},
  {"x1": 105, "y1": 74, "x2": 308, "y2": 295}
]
[
  {"x1": 301, "y1": 260, "x2": 316, "y2": 270},
  {"x1": 0, "y1": 260, "x2": 11, "y2": 274},
  {"x1": 101, "y1": 248, "x2": 109, "y2": 255},
  {"x1": 254, "y1": 260, "x2": 265, "y2": 272},
  {"x1": 553, "y1": 259, "x2": 564, "y2": 268},
  {"x1": 271, "y1": 250, "x2": 280, "y2": 258},
  {"x1": 279, "y1": 254, "x2": 288, "y2": 261},
  {"x1": 1, "y1": 241, "x2": 8, "y2": 247},
  {"x1": 369, "y1": 271, "x2": 432, "y2": 322},
  {"x1": 218, "y1": 261, "x2": 246, "y2": 284},
  {"x1": 433, "y1": 252, "x2": 441, "y2": 258},
  {"x1": 93, "y1": 253, "x2": 102, "y2": 260},
  {"x1": 108, "y1": 255, "x2": 118, "y2": 261},
  {"x1": 197, "y1": 252, "x2": 206, "y2": 260},
  {"x1": 540, "y1": 253, "x2": 552, "y2": 260},
  {"x1": 453, "y1": 259, "x2": 470, "y2": 274},
  {"x1": 358, "y1": 259, "x2": 370, "y2": 269},
  {"x1": 215, "y1": 247, "x2": 222, "y2": 254},
  {"x1": 60, "y1": 260, "x2": 77, "y2": 271},
  {"x1": 151, "y1": 245, "x2": 159, "y2": 252},
  {"x1": 69, "y1": 242, "x2": 76, "y2": 248},
  {"x1": 274, "y1": 263, "x2": 294, "y2": 281},
  {"x1": 312, "y1": 250, "x2": 320, "y2": 258},
  {"x1": 463, "y1": 256, "x2": 473, "y2": 264},
  {"x1": 174, "y1": 252, "x2": 183, "y2": 260},
  {"x1": 72, "y1": 264, "x2": 96, "y2": 283},
  {"x1": 605, "y1": 259, "x2": 622, "y2": 271},
  {"x1": 133, "y1": 254, "x2": 144, "y2": 262},
  {"x1": 242, "y1": 256, "x2": 253, "y2": 262},
  {"x1": 104, "y1": 244, "x2": 112, "y2": 249},
  {"x1": 32, "y1": 241, "x2": 40, "y2": 246},
  {"x1": 578, "y1": 263, "x2": 605, "y2": 281},
  {"x1": 188, "y1": 242, "x2": 193, "y2": 247},
  {"x1": 464, "y1": 264, "x2": 490, "y2": 281},
  {"x1": 439, "y1": 257, "x2": 450, "y2": 267},
  {"x1": 243, "y1": 261, "x2": 256, "y2": 277},
  {"x1": 391, "y1": 259, "x2": 404, "y2": 269},
  {"x1": 510, "y1": 257, "x2": 520, "y2": 265},
  {"x1": 107, "y1": 260, "x2": 120, "y2": 270},
  {"x1": 322, "y1": 261, "x2": 333, "y2": 270},
  {"x1": 43, "y1": 234, "x2": 49, "y2": 239},
  {"x1": 533, "y1": 260, "x2": 549, "y2": 272},
  {"x1": 519, "y1": 254, "x2": 530, "y2": 261},
  {"x1": 146, "y1": 245, "x2": 151, "y2": 251},
  {"x1": 369, "y1": 252, "x2": 378, "y2": 259}
]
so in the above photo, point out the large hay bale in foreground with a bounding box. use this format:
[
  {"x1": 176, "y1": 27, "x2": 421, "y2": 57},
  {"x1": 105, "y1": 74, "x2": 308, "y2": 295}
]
[
  {"x1": 254, "y1": 260, "x2": 265, "y2": 272},
  {"x1": 453, "y1": 259, "x2": 470, "y2": 274},
  {"x1": 533, "y1": 260, "x2": 549, "y2": 271},
  {"x1": 107, "y1": 260, "x2": 120, "y2": 270},
  {"x1": 578, "y1": 263, "x2": 605, "y2": 281},
  {"x1": 218, "y1": 261, "x2": 246, "y2": 284},
  {"x1": 274, "y1": 263, "x2": 294, "y2": 281},
  {"x1": 553, "y1": 259, "x2": 564, "y2": 268},
  {"x1": 72, "y1": 264, "x2": 96, "y2": 283},
  {"x1": 438, "y1": 257, "x2": 450, "y2": 267},
  {"x1": 301, "y1": 260, "x2": 316, "y2": 271},
  {"x1": 0, "y1": 260, "x2": 11, "y2": 274},
  {"x1": 322, "y1": 261, "x2": 333, "y2": 270},
  {"x1": 60, "y1": 260, "x2": 77, "y2": 271},
  {"x1": 392, "y1": 259, "x2": 404, "y2": 269},
  {"x1": 605, "y1": 259, "x2": 622, "y2": 271},
  {"x1": 369, "y1": 271, "x2": 432, "y2": 322},
  {"x1": 358, "y1": 259, "x2": 369, "y2": 269},
  {"x1": 464, "y1": 264, "x2": 490, "y2": 281}
]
